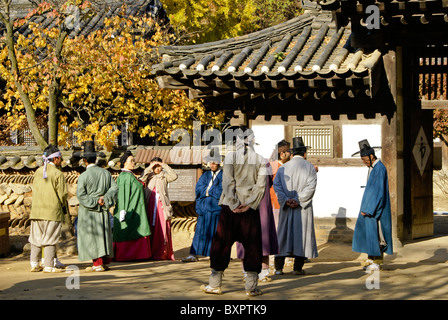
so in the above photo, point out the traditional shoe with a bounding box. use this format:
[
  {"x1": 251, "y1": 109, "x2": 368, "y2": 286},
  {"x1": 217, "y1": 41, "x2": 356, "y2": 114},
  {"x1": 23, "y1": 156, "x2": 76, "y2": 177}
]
[
  {"x1": 293, "y1": 269, "x2": 306, "y2": 275},
  {"x1": 30, "y1": 265, "x2": 43, "y2": 272},
  {"x1": 274, "y1": 269, "x2": 283, "y2": 275},
  {"x1": 85, "y1": 265, "x2": 107, "y2": 272},
  {"x1": 43, "y1": 267, "x2": 64, "y2": 273},
  {"x1": 200, "y1": 284, "x2": 222, "y2": 295},
  {"x1": 259, "y1": 276, "x2": 272, "y2": 283},
  {"x1": 364, "y1": 263, "x2": 382, "y2": 272},
  {"x1": 54, "y1": 258, "x2": 66, "y2": 269},
  {"x1": 182, "y1": 255, "x2": 198, "y2": 262},
  {"x1": 361, "y1": 259, "x2": 374, "y2": 267},
  {"x1": 246, "y1": 288, "x2": 263, "y2": 297}
]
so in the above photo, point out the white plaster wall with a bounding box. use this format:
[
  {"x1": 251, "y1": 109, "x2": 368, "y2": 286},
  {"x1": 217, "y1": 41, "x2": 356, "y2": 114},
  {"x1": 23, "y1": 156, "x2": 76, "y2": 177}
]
[
  {"x1": 312, "y1": 166, "x2": 368, "y2": 218},
  {"x1": 252, "y1": 125, "x2": 285, "y2": 160},
  {"x1": 250, "y1": 124, "x2": 383, "y2": 218},
  {"x1": 342, "y1": 124, "x2": 382, "y2": 158}
]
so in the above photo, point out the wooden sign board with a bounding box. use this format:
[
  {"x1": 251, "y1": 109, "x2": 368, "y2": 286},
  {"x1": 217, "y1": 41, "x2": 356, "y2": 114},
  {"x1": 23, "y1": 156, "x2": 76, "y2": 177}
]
[{"x1": 167, "y1": 168, "x2": 197, "y2": 202}]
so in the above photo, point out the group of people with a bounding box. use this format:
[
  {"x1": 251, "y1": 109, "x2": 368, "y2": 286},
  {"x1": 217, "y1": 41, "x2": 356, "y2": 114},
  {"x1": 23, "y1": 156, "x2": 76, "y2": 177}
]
[
  {"x1": 186, "y1": 127, "x2": 393, "y2": 296},
  {"x1": 27, "y1": 126, "x2": 393, "y2": 298},
  {"x1": 28, "y1": 140, "x2": 178, "y2": 272},
  {"x1": 196, "y1": 128, "x2": 321, "y2": 296}
]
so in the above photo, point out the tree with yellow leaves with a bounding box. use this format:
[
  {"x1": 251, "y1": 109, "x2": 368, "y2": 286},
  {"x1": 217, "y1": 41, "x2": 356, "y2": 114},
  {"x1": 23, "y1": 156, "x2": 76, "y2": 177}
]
[
  {"x1": 0, "y1": 0, "x2": 82, "y2": 150},
  {"x1": 163, "y1": 0, "x2": 304, "y2": 45},
  {"x1": 162, "y1": 0, "x2": 258, "y2": 44},
  {"x1": 59, "y1": 13, "x2": 224, "y2": 149},
  {"x1": 0, "y1": 1, "x2": 224, "y2": 151}
]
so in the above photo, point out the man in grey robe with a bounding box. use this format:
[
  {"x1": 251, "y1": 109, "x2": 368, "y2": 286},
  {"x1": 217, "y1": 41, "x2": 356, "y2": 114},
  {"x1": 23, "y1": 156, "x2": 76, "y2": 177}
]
[
  {"x1": 201, "y1": 126, "x2": 267, "y2": 296},
  {"x1": 273, "y1": 137, "x2": 318, "y2": 275},
  {"x1": 76, "y1": 141, "x2": 118, "y2": 272}
]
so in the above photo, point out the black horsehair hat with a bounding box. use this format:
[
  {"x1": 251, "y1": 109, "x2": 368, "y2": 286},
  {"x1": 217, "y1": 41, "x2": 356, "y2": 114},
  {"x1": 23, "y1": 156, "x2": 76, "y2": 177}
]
[
  {"x1": 72, "y1": 140, "x2": 105, "y2": 159},
  {"x1": 291, "y1": 137, "x2": 310, "y2": 154},
  {"x1": 351, "y1": 139, "x2": 382, "y2": 157}
]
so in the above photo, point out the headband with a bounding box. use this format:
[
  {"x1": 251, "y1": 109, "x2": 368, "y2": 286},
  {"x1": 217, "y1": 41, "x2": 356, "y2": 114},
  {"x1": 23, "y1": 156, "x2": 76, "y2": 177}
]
[{"x1": 42, "y1": 151, "x2": 61, "y2": 179}]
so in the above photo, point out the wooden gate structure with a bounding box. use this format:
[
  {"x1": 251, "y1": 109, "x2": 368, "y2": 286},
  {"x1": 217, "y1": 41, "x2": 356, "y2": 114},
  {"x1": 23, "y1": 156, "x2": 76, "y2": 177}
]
[{"x1": 152, "y1": 0, "x2": 448, "y2": 242}]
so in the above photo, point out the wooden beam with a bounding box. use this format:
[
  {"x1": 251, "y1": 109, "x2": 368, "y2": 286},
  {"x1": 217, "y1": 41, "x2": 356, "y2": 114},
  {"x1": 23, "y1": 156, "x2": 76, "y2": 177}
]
[
  {"x1": 235, "y1": 80, "x2": 248, "y2": 90},
  {"x1": 188, "y1": 89, "x2": 211, "y2": 99},
  {"x1": 271, "y1": 80, "x2": 286, "y2": 90},
  {"x1": 253, "y1": 81, "x2": 265, "y2": 89},
  {"x1": 421, "y1": 100, "x2": 448, "y2": 109},
  {"x1": 215, "y1": 79, "x2": 232, "y2": 89},
  {"x1": 193, "y1": 79, "x2": 211, "y2": 88},
  {"x1": 213, "y1": 90, "x2": 230, "y2": 97},
  {"x1": 156, "y1": 76, "x2": 191, "y2": 90}
]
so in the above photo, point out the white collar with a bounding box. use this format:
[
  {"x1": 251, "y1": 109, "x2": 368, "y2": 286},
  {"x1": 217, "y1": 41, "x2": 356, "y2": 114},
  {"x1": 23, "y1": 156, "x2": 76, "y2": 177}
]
[{"x1": 87, "y1": 164, "x2": 96, "y2": 169}]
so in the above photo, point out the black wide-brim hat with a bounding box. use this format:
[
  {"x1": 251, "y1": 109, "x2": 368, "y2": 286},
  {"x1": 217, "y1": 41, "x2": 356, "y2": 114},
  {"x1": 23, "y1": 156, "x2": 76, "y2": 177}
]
[
  {"x1": 351, "y1": 139, "x2": 382, "y2": 157},
  {"x1": 73, "y1": 140, "x2": 102, "y2": 158},
  {"x1": 291, "y1": 136, "x2": 310, "y2": 153}
]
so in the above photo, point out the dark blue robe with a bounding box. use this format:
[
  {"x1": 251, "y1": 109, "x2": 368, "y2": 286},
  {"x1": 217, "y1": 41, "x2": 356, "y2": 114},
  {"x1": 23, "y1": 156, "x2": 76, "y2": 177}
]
[
  {"x1": 352, "y1": 160, "x2": 393, "y2": 256},
  {"x1": 190, "y1": 169, "x2": 223, "y2": 256}
]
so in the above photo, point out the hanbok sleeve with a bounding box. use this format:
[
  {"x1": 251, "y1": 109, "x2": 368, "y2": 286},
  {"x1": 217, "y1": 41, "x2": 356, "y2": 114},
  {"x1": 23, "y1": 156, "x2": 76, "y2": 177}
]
[
  {"x1": 273, "y1": 167, "x2": 289, "y2": 209},
  {"x1": 76, "y1": 175, "x2": 100, "y2": 211},
  {"x1": 221, "y1": 154, "x2": 241, "y2": 211},
  {"x1": 103, "y1": 172, "x2": 118, "y2": 209},
  {"x1": 298, "y1": 165, "x2": 317, "y2": 209},
  {"x1": 195, "y1": 172, "x2": 209, "y2": 200},
  {"x1": 360, "y1": 166, "x2": 387, "y2": 218},
  {"x1": 245, "y1": 160, "x2": 268, "y2": 210},
  {"x1": 162, "y1": 163, "x2": 178, "y2": 183},
  {"x1": 115, "y1": 174, "x2": 131, "y2": 220},
  {"x1": 55, "y1": 171, "x2": 68, "y2": 210}
]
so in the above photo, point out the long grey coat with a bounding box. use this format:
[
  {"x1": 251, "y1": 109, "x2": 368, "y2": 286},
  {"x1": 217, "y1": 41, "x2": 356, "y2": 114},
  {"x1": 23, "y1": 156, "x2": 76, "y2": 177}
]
[
  {"x1": 273, "y1": 156, "x2": 318, "y2": 258},
  {"x1": 77, "y1": 165, "x2": 118, "y2": 261}
]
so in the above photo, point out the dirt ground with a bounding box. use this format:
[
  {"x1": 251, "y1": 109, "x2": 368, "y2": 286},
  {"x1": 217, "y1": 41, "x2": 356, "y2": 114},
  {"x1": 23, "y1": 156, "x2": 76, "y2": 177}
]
[{"x1": 0, "y1": 180, "x2": 448, "y2": 310}]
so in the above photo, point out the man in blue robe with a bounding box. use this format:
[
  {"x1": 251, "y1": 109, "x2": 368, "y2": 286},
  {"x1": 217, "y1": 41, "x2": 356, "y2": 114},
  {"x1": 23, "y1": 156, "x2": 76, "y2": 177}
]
[
  {"x1": 352, "y1": 139, "x2": 393, "y2": 271},
  {"x1": 182, "y1": 148, "x2": 223, "y2": 262}
]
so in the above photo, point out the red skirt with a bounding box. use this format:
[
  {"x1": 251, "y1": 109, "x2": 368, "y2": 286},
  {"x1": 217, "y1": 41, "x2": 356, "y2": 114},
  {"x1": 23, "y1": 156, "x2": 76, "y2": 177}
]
[
  {"x1": 113, "y1": 236, "x2": 151, "y2": 261},
  {"x1": 148, "y1": 189, "x2": 174, "y2": 260}
]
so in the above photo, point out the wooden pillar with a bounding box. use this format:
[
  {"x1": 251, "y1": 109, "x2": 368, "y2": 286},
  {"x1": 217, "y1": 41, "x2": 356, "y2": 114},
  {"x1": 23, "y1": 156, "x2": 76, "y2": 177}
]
[
  {"x1": 401, "y1": 47, "x2": 434, "y2": 240},
  {"x1": 382, "y1": 49, "x2": 404, "y2": 244},
  {"x1": 230, "y1": 110, "x2": 250, "y2": 127}
]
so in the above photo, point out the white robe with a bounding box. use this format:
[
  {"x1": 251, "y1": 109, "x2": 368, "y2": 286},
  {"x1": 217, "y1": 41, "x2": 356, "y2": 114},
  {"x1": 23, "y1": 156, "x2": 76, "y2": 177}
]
[{"x1": 273, "y1": 155, "x2": 318, "y2": 258}]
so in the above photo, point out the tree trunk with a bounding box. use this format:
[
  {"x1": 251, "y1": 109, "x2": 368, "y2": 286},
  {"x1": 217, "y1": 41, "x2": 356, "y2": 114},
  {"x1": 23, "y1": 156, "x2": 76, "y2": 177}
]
[
  {"x1": 2, "y1": 13, "x2": 48, "y2": 150},
  {"x1": 48, "y1": 28, "x2": 68, "y2": 146}
]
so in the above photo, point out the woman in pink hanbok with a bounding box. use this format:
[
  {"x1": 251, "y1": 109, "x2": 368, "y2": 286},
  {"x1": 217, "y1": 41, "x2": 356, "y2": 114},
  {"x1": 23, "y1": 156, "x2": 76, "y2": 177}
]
[{"x1": 141, "y1": 157, "x2": 178, "y2": 260}]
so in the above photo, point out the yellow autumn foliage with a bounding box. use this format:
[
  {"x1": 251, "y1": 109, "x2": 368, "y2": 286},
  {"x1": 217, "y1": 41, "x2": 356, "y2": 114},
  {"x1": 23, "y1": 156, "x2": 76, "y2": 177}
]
[
  {"x1": 0, "y1": 4, "x2": 224, "y2": 149},
  {"x1": 162, "y1": 0, "x2": 259, "y2": 44}
]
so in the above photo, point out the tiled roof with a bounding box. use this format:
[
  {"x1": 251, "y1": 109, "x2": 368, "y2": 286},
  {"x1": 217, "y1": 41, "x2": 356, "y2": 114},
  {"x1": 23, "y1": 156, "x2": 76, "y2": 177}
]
[
  {"x1": 0, "y1": 145, "x2": 212, "y2": 174},
  {"x1": 134, "y1": 146, "x2": 221, "y2": 166},
  {"x1": 319, "y1": 0, "x2": 448, "y2": 26},
  {"x1": 153, "y1": 9, "x2": 383, "y2": 107},
  {"x1": 8, "y1": 0, "x2": 169, "y2": 39},
  {"x1": 317, "y1": 0, "x2": 448, "y2": 48}
]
